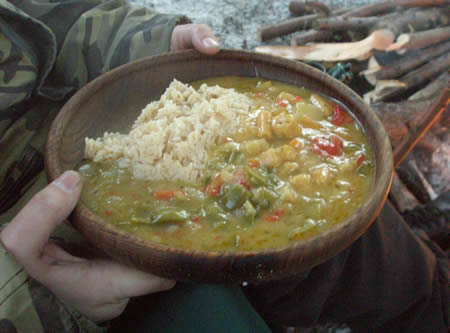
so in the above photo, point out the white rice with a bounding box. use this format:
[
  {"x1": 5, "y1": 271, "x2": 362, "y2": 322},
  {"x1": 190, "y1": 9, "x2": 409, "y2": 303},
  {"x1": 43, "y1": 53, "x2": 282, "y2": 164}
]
[{"x1": 84, "y1": 79, "x2": 252, "y2": 182}]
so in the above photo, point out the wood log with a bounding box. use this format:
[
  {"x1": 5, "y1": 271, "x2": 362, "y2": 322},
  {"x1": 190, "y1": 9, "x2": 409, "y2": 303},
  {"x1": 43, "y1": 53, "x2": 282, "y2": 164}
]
[
  {"x1": 393, "y1": 88, "x2": 449, "y2": 168},
  {"x1": 258, "y1": 8, "x2": 348, "y2": 42},
  {"x1": 342, "y1": 0, "x2": 448, "y2": 18},
  {"x1": 387, "y1": 26, "x2": 450, "y2": 53},
  {"x1": 364, "y1": 52, "x2": 450, "y2": 102},
  {"x1": 289, "y1": 1, "x2": 331, "y2": 16},
  {"x1": 397, "y1": 157, "x2": 439, "y2": 202},
  {"x1": 313, "y1": 16, "x2": 378, "y2": 31},
  {"x1": 369, "y1": 40, "x2": 450, "y2": 81},
  {"x1": 389, "y1": 172, "x2": 420, "y2": 212},
  {"x1": 290, "y1": 29, "x2": 332, "y2": 45},
  {"x1": 370, "y1": 7, "x2": 448, "y2": 37}
]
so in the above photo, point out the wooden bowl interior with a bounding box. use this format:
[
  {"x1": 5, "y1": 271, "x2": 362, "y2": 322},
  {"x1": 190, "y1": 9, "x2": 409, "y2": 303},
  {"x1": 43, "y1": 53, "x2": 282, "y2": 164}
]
[{"x1": 46, "y1": 50, "x2": 392, "y2": 283}]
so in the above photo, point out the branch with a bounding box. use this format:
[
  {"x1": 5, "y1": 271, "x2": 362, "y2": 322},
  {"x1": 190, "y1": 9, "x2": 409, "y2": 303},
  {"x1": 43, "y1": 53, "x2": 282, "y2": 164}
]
[
  {"x1": 366, "y1": 40, "x2": 450, "y2": 81},
  {"x1": 289, "y1": 1, "x2": 332, "y2": 16},
  {"x1": 290, "y1": 29, "x2": 332, "y2": 45},
  {"x1": 364, "y1": 52, "x2": 450, "y2": 102},
  {"x1": 313, "y1": 16, "x2": 378, "y2": 31},
  {"x1": 343, "y1": 0, "x2": 448, "y2": 18},
  {"x1": 387, "y1": 26, "x2": 450, "y2": 53}
]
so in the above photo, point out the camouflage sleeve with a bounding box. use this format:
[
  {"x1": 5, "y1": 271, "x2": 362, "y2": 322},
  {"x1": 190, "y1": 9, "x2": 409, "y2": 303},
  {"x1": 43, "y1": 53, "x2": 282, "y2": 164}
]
[{"x1": 12, "y1": 0, "x2": 190, "y2": 100}]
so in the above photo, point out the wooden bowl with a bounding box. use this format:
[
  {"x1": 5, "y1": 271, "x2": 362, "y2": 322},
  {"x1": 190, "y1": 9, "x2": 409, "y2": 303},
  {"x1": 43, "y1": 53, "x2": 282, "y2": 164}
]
[{"x1": 46, "y1": 50, "x2": 393, "y2": 284}]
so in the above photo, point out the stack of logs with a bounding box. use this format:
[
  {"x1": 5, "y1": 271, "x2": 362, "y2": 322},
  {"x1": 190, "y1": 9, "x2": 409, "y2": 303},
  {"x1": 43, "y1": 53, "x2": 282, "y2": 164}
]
[{"x1": 256, "y1": 0, "x2": 450, "y2": 221}]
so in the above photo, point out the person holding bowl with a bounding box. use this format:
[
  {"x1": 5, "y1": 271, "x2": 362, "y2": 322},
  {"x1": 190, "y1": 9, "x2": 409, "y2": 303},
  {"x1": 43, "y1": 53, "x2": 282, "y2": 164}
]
[{"x1": 0, "y1": 0, "x2": 447, "y2": 332}]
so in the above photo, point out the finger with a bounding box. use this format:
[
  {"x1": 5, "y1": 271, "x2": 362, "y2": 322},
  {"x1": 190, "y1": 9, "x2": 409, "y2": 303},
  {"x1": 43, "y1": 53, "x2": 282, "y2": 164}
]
[
  {"x1": 171, "y1": 24, "x2": 220, "y2": 55},
  {"x1": 0, "y1": 171, "x2": 82, "y2": 273},
  {"x1": 43, "y1": 259, "x2": 175, "y2": 311}
]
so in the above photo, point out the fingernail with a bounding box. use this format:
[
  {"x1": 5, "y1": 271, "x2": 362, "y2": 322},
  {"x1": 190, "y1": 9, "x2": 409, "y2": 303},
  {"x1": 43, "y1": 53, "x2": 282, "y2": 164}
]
[
  {"x1": 53, "y1": 171, "x2": 81, "y2": 193},
  {"x1": 202, "y1": 37, "x2": 219, "y2": 48}
]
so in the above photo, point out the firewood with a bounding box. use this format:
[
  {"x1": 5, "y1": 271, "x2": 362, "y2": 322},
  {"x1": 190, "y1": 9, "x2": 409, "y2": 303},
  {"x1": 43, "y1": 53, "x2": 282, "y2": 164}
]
[
  {"x1": 255, "y1": 29, "x2": 395, "y2": 61},
  {"x1": 387, "y1": 26, "x2": 450, "y2": 53},
  {"x1": 393, "y1": 89, "x2": 449, "y2": 168},
  {"x1": 313, "y1": 16, "x2": 378, "y2": 31},
  {"x1": 408, "y1": 71, "x2": 449, "y2": 100},
  {"x1": 364, "y1": 40, "x2": 450, "y2": 82},
  {"x1": 258, "y1": 8, "x2": 348, "y2": 42},
  {"x1": 389, "y1": 172, "x2": 420, "y2": 212},
  {"x1": 397, "y1": 157, "x2": 439, "y2": 202},
  {"x1": 288, "y1": 1, "x2": 331, "y2": 16},
  {"x1": 370, "y1": 7, "x2": 448, "y2": 37},
  {"x1": 342, "y1": 0, "x2": 448, "y2": 18},
  {"x1": 364, "y1": 52, "x2": 450, "y2": 102},
  {"x1": 290, "y1": 29, "x2": 332, "y2": 45}
]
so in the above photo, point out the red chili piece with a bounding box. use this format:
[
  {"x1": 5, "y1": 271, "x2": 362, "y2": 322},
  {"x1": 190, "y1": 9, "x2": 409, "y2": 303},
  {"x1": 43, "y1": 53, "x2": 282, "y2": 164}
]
[{"x1": 312, "y1": 135, "x2": 343, "y2": 157}]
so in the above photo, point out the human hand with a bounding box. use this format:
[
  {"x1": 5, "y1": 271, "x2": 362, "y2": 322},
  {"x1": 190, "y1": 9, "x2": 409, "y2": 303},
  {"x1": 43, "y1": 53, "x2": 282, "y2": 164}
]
[
  {"x1": 0, "y1": 171, "x2": 175, "y2": 323},
  {"x1": 171, "y1": 24, "x2": 220, "y2": 55}
]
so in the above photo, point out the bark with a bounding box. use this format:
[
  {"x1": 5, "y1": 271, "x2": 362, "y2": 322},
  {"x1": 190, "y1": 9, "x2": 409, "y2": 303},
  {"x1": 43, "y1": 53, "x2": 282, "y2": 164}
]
[
  {"x1": 313, "y1": 16, "x2": 378, "y2": 31},
  {"x1": 342, "y1": 0, "x2": 448, "y2": 18},
  {"x1": 370, "y1": 40, "x2": 450, "y2": 81},
  {"x1": 387, "y1": 26, "x2": 450, "y2": 53},
  {"x1": 364, "y1": 52, "x2": 450, "y2": 102},
  {"x1": 288, "y1": 1, "x2": 331, "y2": 16},
  {"x1": 290, "y1": 29, "x2": 332, "y2": 45}
]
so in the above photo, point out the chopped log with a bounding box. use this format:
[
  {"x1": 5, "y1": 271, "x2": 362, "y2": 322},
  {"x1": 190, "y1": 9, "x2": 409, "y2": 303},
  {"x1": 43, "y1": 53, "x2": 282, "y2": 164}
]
[
  {"x1": 255, "y1": 29, "x2": 395, "y2": 61},
  {"x1": 342, "y1": 0, "x2": 448, "y2": 18},
  {"x1": 313, "y1": 16, "x2": 378, "y2": 31},
  {"x1": 290, "y1": 29, "x2": 332, "y2": 45},
  {"x1": 370, "y1": 7, "x2": 448, "y2": 37},
  {"x1": 397, "y1": 157, "x2": 439, "y2": 202},
  {"x1": 387, "y1": 26, "x2": 450, "y2": 53},
  {"x1": 258, "y1": 8, "x2": 348, "y2": 42},
  {"x1": 288, "y1": 1, "x2": 332, "y2": 16},
  {"x1": 393, "y1": 88, "x2": 449, "y2": 168},
  {"x1": 389, "y1": 172, "x2": 420, "y2": 212},
  {"x1": 409, "y1": 71, "x2": 449, "y2": 100},
  {"x1": 367, "y1": 40, "x2": 450, "y2": 82},
  {"x1": 364, "y1": 52, "x2": 450, "y2": 102}
]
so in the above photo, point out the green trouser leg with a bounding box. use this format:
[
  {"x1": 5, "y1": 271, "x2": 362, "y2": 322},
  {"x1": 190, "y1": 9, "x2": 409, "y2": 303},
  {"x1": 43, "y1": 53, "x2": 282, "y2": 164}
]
[{"x1": 109, "y1": 283, "x2": 272, "y2": 333}]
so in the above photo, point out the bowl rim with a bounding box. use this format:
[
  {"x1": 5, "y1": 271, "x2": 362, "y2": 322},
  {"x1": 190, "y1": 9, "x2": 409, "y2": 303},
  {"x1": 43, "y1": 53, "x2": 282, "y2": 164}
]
[{"x1": 45, "y1": 49, "x2": 393, "y2": 280}]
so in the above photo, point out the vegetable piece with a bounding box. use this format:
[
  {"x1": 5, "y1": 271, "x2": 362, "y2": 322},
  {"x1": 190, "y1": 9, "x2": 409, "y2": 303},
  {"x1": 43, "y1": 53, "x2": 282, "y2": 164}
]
[
  {"x1": 155, "y1": 190, "x2": 185, "y2": 200},
  {"x1": 297, "y1": 115, "x2": 323, "y2": 130},
  {"x1": 245, "y1": 166, "x2": 270, "y2": 187},
  {"x1": 331, "y1": 103, "x2": 345, "y2": 126},
  {"x1": 290, "y1": 173, "x2": 312, "y2": 192},
  {"x1": 358, "y1": 160, "x2": 373, "y2": 177},
  {"x1": 310, "y1": 94, "x2": 333, "y2": 117},
  {"x1": 240, "y1": 139, "x2": 270, "y2": 156},
  {"x1": 356, "y1": 154, "x2": 365, "y2": 167},
  {"x1": 259, "y1": 148, "x2": 283, "y2": 168},
  {"x1": 251, "y1": 186, "x2": 277, "y2": 208},
  {"x1": 248, "y1": 159, "x2": 260, "y2": 168},
  {"x1": 278, "y1": 162, "x2": 300, "y2": 178},
  {"x1": 272, "y1": 114, "x2": 301, "y2": 138},
  {"x1": 277, "y1": 91, "x2": 296, "y2": 101},
  {"x1": 151, "y1": 207, "x2": 190, "y2": 224},
  {"x1": 264, "y1": 209, "x2": 285, "y2": 223},
  {"x1": 205, "y1": 202, "x2": 229, "y2": 222},
  {"x1": 206, "y1": 172, "x2": 225, "y2": 196},
  {"x1": 310, "y1": 165, "x2": 334, "y2": 185},
  {"x1": 228, "y1": 150, "x2": 246, "y2": 164},
  {"x1": 279, "y1": 145, "x2": 297, "y2": 161},
  {"x1": 289, "y1": 138, "x2": 303, "y2": 150},
  {"x1": 241, "y1": 200, "x2": 257, "y2": 223},
  {"x1": 312, "y1": 135, "x2": 343, "y2": 157},
  {"x1": 256, "y1": 111, "x2": 272, "y2": 139},
  {"x1": 276, "y1": 99, "x2": 290, "y2": 108},
  {"x1": 295, "y1": 102, "x2": 323, "y2": 121},
  {"x1": 221, "y1": 184, "x2": 250, "y2": 211}
]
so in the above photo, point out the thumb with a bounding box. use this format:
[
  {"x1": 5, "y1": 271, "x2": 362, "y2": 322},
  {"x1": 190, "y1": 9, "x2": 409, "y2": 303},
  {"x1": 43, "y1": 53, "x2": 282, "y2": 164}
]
[
  {"x1": 171, "y1": 24, "x2": 220, "y2": 55},
  {"x1": 1, "y1": 170, "x2": 82, "y2": 273}
]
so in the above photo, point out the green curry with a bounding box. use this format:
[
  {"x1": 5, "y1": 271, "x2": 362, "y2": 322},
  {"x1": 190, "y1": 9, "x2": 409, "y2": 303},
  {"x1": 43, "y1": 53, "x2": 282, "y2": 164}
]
[{"x1": 78, "y1": 77, "x2": 374, "y2": 251}]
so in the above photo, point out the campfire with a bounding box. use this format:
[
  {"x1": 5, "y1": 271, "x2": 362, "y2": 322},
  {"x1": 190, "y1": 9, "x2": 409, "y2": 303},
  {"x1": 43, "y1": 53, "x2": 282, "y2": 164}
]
[{"x1": 254, "y1": 0, "x2": 449, "y2": 230}]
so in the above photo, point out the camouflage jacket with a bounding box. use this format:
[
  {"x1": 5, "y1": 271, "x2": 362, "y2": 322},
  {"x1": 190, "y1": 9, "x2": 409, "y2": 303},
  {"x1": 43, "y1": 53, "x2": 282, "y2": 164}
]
[{"x1": 0, "y1": 0, "x2": 188, "y2": 331}]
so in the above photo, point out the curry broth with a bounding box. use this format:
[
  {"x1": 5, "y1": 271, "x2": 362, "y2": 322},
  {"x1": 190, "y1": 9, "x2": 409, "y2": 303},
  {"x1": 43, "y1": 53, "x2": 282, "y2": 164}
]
[{"x1": 79, "y1": 77, "x2": 374, "y2": 251}]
